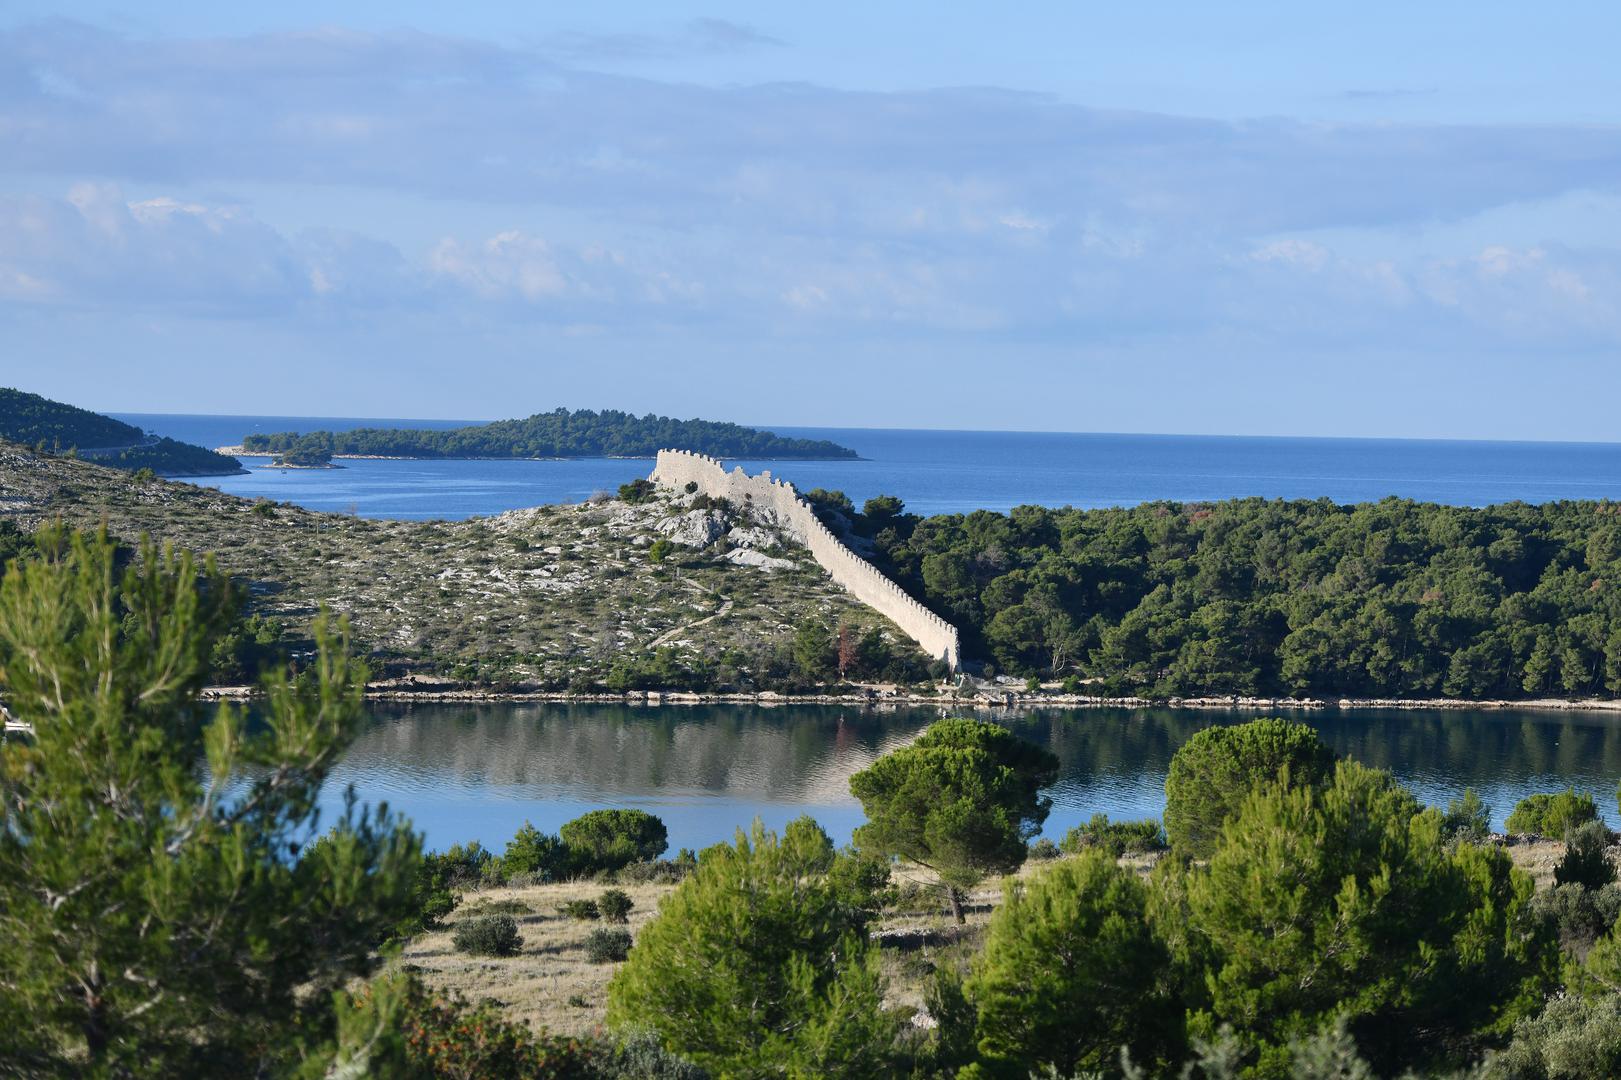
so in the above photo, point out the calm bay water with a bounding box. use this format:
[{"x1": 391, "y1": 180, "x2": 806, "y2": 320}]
[
  {"x1": 118, "y1": 413, "x2": 1621, "y2": 520},
  {"x1": 111, "y1": 414, "x2": 1621, "y2": 847},
  {"x1": 327, "y1": 703, "x2": 1621, "y2": 852}
]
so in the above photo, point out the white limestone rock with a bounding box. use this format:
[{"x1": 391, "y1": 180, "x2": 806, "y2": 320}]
[
  {"x1": 726, "y1": 525, "x2": 777, "y2": 549},
  {"x1": 723, "y1": 548, "x2": 796, "y2": 572},
  {"x1": 655, "y1": 509, "x2": 728, "y2": 548}
]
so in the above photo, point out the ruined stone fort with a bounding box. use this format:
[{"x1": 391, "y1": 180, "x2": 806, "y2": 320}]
[{"x1": 649, "y1": 449, "x2": 960, "y2": 671}]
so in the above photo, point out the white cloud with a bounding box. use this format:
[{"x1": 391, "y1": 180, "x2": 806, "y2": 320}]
[{"x1": 0, "y1": 18, "x2": 1619, "y2": 377}]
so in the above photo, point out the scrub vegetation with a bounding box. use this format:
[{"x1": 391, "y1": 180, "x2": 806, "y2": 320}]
[
  {"x1": 0, "y1": 442, "x2": 928, "y2": 692},
  {"x1": 5, "y1": 531, "x2": 1621, "y2": 1078}
]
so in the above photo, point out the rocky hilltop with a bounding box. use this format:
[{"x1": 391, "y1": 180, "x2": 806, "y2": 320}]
[{"x1": 0, "y1": 443, "x2": 926, "y2": 692}]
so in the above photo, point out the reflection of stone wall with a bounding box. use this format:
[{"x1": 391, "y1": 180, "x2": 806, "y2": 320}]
[
  {"x1": 649, "y1": 449, "x2": 960, "y2": 669},
  {"x1": 341, "y1": 703, "x2": 931, "y2": 800}
]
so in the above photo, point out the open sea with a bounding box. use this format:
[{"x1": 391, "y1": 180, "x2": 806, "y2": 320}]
[{"x1": 117, "y1": 413, "x2": 1621, "y2": 521}]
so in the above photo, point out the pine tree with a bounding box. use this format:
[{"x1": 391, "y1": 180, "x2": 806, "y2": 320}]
[
  {"x1": 605, "y1": 817, "x2": 895, "y2": 1078},
  {"x1": 965, "y1": 851, "x2": 1181, "y2": 1077},
  {"x1": 0, "y1": 528, "x2": 420, "y2": 1075},
  {"x1": 850, "y1": 718, "x2": 1058, "y2": 922}
]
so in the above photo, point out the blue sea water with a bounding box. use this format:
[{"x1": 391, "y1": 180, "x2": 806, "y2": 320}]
[{"x1": 117, "y1": 412, "x2": 1621, "y2": 520}]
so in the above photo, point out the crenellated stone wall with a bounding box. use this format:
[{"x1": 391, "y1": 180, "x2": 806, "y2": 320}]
[{"x1": 649, "y1": 449, "x2": 960, "y2": 670}]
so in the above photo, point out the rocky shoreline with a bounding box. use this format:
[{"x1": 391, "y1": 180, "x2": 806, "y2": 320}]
[{"x1": 195, "y1": 683, "x2": 1621, "y2": 713}]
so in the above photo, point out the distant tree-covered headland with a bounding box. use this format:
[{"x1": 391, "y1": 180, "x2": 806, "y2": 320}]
[
  {"x1": 0, "y1": 387, "x2": 243, "y2": 476},
  {"x1": 814, "y1": 491, "x2": 1621, "y2": 700},
  {"x1": 238, "y1": 408, "x2": 858, "y2": 460}
]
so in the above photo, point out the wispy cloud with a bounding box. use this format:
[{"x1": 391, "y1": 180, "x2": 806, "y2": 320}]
[{"x1": 3, "y1": 17, "x2": 1621, "y2": 434}]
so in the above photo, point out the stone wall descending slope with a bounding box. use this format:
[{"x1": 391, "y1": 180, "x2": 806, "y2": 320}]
[{"x1": 649, "y1": 449, "x2": 960, "y2": 670}]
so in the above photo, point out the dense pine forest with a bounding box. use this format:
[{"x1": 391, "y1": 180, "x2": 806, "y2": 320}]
[
  {"x1": 824, "y1": 492, "x2": 1621, "y2": 699},
  {"x1": 240, "y1": 408, "x2": 858, "y2": 461}
]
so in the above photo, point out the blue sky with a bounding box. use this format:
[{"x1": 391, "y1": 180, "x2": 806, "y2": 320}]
[{"x1": 3, "y1": 2, "x2": 1620, "y2": 439}]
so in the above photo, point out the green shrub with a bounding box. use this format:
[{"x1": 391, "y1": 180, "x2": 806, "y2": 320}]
[
  {"x1": 648, "y1": 539, "x2": 673, "y2": 564},
  {"x1": 613, "y1": 856, "x2": 695, "y2": 885},
  {"x1": 561, "y1": 809, "x2": 668, "y2": 874},
  {"x1": 606, "y1": 819, "x2": 895, "y2": 1077},
  {"x1": 1059, "y1": 813, "x2": 1166, "y2": 858},
  {"x1": 451, "y1": 914, "x2": 523, "y2": 957},
  {"x1": 585, "y1": 928, "x2": 634, "y2": 964},
  {"x1": 1506, "y1": 789, "x2": 1601, "y2": 837},
  {"x1": 558, "y1": 899, "x2": 600, "y2": 921},
  {"x1": 336, "y1": 972, "x2": 596, "y2": 1076},
  {"x1": 597, "y1": 1031, "x2": 708, "y2": 1079},
  {"x1": 1163, "y1": 718, "x2": 1335, "y2": 858},
  {"x1": 1530, "y1": 882, "x2": 1621, "y2": 955},
  {"x1": 828, "y1": 845, "x2": 894, "y2": 918},
  {"x1": 392, "y1": 848, "x2": 469, "y2": 940},
  {"x1": 1555, "y1": 820, "x2": 1617, "y2": 891},
  {"x1": 1440, "y1": 788, "x2": 1493, "y2": 844},
  {"x1": 1478, "y1": 992, "x2": 1621, "y2": 1080},
  {"x1": 469, "y1": 898, "x2": 534, "y2": 917},
  {"x1": 618, "y1": 478, "x2": 657, "y2": 504},
  {"x1": 1028, "y1": 837, "x2": 1061, "y2": 860},
  {"x1": 599, "y1": 889, "x2": 634, "y2": 924},
  {"x1": 966, "y1": 851, "x2": 1181, "y2": 1076},
  {"x1": 503, "y1": 821, "x2": 570, "y2": 881}
]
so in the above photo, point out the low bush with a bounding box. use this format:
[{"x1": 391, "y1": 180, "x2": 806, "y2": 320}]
[
  {"x1": 617, "y1": 478, "x2": 657, "y2": 504},
  {"x1": 343, "y1": 973, "x2": 597, "y2": 1076},
  {"x1": 599, "y1": 889, "x2": 634, "y2": 924},
  {"x1": 1479, "y1": 992, "x2": 1621, "y2": 1079},
  {"x1": 468, "y1": 898, "x2": 534, "y2": 917},
  {"x1": 503, "y1": 822, "x2": 571, "y2": 882},
  {"x1": 613, "y1": 855, "x2": 695, "y2": 885},
  {"x1": 598, "y1": 1031, "x2": 709, "y2": 1079},
  {"x1": 392, "y1": 840, "x2": 502, "y2": 940},
  {"x1": 1027, "y1": 837, "x2": 1061, "y2": 860},
  {"x1": 1530, "y1": 882, "x2": 1621, "y2": 956},
  {"x1": 451, "y1": 914, "x2": 523, "y2": 957},
  {"x1": 1440, "y1": 788, "x2": 1493, "y2": 844},
  {"x1": 1506, "y1": 789, "x2": 1600, "y2": 837},
  {"x1": 1555, "y1": 820, "x2": 1617, "y2": 891},
  {"x1": 1059, "y1": 814, "x2": 1166, "y2": 858},
  {"x1": 558, "y1": 899, "x2": 601, "y2": 921},
  {"x1": 585, "y1": 928, "x2": 634, "y2": 964}
]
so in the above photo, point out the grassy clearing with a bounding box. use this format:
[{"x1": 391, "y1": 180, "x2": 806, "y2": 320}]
[{"x1": 401, "y1": 840, "x2": 1599, "y2": 1038}]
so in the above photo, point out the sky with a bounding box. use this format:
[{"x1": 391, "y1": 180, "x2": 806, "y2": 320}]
[{"x1": 2, "y1": 2, "x2": 1620, "y2": 440}]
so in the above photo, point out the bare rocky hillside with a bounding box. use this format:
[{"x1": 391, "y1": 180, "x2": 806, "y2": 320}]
[{"x1": 0, "y1": 443, "x2": 925, "y2": 690}]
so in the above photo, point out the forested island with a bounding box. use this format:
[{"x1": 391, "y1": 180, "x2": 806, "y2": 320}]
[
  {"x1": 814, "y1": 489, "x2": 1621, "y2": 700},
  {"x1": 240, "y1": 408, "x2": 858, "y2": 461},
  {"x1": 0, "y1": 387, "x2": 243, "y2": 476}
]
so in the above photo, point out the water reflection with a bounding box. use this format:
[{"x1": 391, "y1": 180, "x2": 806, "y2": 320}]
[{"x1": 323, "y1": 703, "x2": 1621, "y2": 852}]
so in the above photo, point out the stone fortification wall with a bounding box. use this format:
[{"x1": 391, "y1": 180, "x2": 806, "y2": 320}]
[{"x1": 650, "y1": 449, "x2": 960, "y2": 670}]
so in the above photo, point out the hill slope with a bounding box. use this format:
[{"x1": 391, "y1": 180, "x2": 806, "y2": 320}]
[
  {"x1": 0, "y1": 388, "x2": 243, "y2": 476},
  {"x1": 239, "y1": 408, "x2": 858, "y2": 461},
  {"x1": 0, "y1": 443, "x2": 926, "y2": 692}
]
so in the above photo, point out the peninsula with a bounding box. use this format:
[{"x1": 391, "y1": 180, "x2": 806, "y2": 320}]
[
  {"x1": 0, "y1": 387, "x2": 244, "y2": 476},
  {"x1": 235, "y1": 407, "x2": 858, "y2": 462}
]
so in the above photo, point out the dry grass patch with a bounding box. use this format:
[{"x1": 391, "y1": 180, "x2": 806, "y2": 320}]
[{"x1": 399, "y1": 879, "x2": 677, "y2": 1036}]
